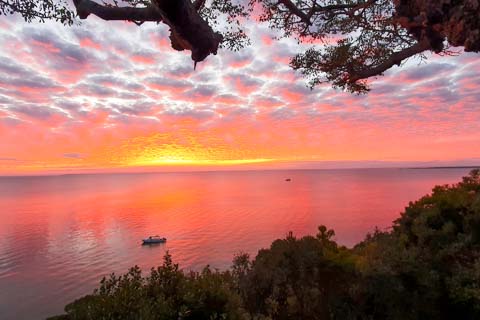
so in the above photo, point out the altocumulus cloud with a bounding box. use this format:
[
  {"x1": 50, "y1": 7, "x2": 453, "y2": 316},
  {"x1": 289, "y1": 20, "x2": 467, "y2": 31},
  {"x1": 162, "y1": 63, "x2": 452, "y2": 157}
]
[{"x1": 0, "y1": 11, "x2": 479, "y2": 171}]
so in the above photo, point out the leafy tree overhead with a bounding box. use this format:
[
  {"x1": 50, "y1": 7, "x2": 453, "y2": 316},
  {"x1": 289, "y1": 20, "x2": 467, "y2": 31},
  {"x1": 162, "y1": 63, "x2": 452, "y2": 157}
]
[
  {"x1": 0, "y1": 0, "x2": 74, "y2": 24},
  {"x1": 1, "y1": 0, "x2": 479, "y2": 93}
]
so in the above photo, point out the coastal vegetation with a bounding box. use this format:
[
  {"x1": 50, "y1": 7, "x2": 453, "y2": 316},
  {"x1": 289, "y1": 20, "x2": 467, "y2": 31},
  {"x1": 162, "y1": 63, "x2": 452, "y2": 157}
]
[{"x1": 49, "y1": 170, "x2": 480, "y2": 320}]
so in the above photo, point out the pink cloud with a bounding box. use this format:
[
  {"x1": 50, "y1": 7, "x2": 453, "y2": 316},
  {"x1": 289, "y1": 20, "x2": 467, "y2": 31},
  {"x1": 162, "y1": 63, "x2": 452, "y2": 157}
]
[
  {"x1": 132, "y1": 54, "x2": 156, "y2": 65},
  {"x1": 214, "y1": 94, "x2": 244, "y2": 105},
  {"x1": 79, "y1": 37, "x2": 102, "y2": 50},
  {"x1": 261, "y1": 35, "x2": 273, "y2": 46},
  {"x1": 226, "y1": 74, "x2": 263, "y2": 96},
  {"x1": 0, "y1": 16, "x2": 479, "y2": 173}
]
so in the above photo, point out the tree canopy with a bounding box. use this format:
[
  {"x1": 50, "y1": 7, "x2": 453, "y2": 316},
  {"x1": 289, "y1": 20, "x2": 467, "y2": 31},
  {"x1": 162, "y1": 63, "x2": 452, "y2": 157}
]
[{"x1": 1, "y1": 0, "x2": 479, "y2": 93}]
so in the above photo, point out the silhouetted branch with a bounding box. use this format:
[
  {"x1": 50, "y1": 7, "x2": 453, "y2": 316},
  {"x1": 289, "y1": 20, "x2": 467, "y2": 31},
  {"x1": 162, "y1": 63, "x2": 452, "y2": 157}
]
[
  {"x1": 348, "y1": 38, "x2": 431, "y2": 83},
  {"x1": 72, "y1": 0, "x2": 222, "y2": 63},
  {"x1": 73, "y1": 0, "x2": 161, "y2": 21}
]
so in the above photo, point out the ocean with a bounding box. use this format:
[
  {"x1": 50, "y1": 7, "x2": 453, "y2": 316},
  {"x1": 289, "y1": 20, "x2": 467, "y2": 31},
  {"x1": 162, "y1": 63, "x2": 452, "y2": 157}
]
[{"x1": 0, "y1": 168, "x2": 472, "y2": 319}]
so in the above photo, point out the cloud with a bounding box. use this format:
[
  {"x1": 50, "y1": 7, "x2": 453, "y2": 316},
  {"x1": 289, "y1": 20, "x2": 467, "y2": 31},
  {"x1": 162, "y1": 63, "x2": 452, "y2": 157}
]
[
  {"x1": 86, "y1": 75, "x2": 144, "y2": 91},
  {"x1": 270, "y1": 106, "x2": 296, "y2": 119},
  {"x1": 11, "y1": 104, "x2": 66, "y2": 120},
  {"x1": 63, "y1": 153, "x2": 83, "y2": 159},
  {"x1": 146, "y1": 77, "x2": 192, "y2": 92},
  {"x1": 226, "y1": 73, "x2": 264, "y2": 96},
  {"x1": 222, "y1": 49, "x2": 255, "y2": 69},
  {"x1": 24, "y1": 27, "x2": 90, "y2": 67},
  {"x1": 114, "y1": 101, "x2": 156, "y2": 116},
  {"x1": 402, "y1": 63, "x2": 456, "y2": 82},
  {"x1": 74, "y1": 82, "x2": 118, "y2": 97},
  {"x1": 0, "y1": 117, "x2": 22, "y2": 126},
  {"x1": 0, "y1": 14, "x2": 479, "y2": 173},
  {"x1": 167, "y1": 64, "x2": 196, "y2": 77},
  {"x1": 214, "y1": 93, "x2": 244, "y2": 106},
  {"x1": 162, "y1": 105, "x2": 216, "y2": 119}
]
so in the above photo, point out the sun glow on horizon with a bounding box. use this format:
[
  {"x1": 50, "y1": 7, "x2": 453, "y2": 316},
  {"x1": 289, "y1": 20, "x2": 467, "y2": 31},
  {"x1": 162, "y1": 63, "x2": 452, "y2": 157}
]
[{"x1": 130, "y1": 157, "x2": 276, "y2": 167}]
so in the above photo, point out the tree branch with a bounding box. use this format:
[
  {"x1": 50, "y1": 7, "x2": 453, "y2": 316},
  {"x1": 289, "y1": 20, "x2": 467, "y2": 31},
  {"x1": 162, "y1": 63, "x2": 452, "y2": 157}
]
[
  {"x1": 311, "y1": 1, "x2": 372, "y2": 14},
  {"x1": 277, "y1": 0, "x2": 311, "y2": 25},
  {"x1": 192, "y1": 0, "x2": 206, "y2": 11},
  {"x1": 348, "y1": 38, "x2": 431, "y2": 83},
  {"x1": 72, "y1": 0, "x2": 223, "y2": 64},
  {"x1": 73, "y1": 0, "x2": 161, "y2": 21}
]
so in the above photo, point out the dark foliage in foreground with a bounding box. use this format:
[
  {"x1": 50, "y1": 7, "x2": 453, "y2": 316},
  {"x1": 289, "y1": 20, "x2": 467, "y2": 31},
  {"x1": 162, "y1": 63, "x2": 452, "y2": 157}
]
[{"x1": 49, "y1": 170, "x2": 480, "y2": 320}]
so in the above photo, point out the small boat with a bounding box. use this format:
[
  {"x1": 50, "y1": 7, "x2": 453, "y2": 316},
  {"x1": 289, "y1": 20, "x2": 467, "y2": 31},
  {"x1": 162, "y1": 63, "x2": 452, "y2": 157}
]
[
  {"x1": 285, "y1": 178, "x2": 291, "y2": 182},
  {"x1": 142, "y1": 235, "x2": 167, "y2": 244}
]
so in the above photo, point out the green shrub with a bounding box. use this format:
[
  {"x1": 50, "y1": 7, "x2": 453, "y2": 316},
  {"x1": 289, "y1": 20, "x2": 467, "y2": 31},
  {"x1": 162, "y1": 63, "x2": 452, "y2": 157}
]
[{"x1": 50, "y1": 170, "x2": 480, "y2": 320}]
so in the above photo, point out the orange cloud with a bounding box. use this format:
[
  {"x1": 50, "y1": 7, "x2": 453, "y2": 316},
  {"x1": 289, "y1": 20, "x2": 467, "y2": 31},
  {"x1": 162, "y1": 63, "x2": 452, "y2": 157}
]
[{"x1": 0, "y1": 17, "x2": 479, "y2": 175}]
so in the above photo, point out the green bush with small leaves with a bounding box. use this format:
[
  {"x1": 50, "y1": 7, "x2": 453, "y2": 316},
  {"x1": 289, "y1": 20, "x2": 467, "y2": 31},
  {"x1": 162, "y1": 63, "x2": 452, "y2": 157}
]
[{"x1": 50, "y1": 170, "x2": 480, "y2": 320}]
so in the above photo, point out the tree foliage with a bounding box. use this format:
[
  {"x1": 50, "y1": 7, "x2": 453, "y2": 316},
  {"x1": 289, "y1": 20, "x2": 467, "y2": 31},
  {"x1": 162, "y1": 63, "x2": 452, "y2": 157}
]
[
  {"x1": 49, "y1": 170, "x2": 480, "y2": 320},
  {"x1": 0, "y1": 0, "x2": 74, "y2": 24},
  {"x1": 354, "y1": 169, "x2": 480, "y2": 319},
  {"x1": 1, "y1": 0, "x2": 479, "y2": 93},
  {"x1": 238, "y1": 229, "x2": 356, "y2": 319},
  {"x1": 48, "y1": 253, "x2": 245, "y2": 320}
]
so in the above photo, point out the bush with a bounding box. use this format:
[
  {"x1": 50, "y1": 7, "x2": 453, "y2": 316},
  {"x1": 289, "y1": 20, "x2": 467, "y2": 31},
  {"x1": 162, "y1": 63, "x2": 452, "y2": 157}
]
[{"x1": 50, "y1": 170, "x2": 480, "y2": 320}]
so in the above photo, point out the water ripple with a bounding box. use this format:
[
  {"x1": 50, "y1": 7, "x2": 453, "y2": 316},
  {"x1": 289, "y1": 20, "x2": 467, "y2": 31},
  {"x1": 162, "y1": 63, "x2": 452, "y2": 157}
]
[{"x1": 0, "y1": 168, "x2": 470, "y2": 319}]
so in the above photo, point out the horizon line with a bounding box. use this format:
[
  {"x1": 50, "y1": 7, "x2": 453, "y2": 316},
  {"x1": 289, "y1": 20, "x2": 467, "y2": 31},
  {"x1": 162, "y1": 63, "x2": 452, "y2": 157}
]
[{"x1": 0, "y1": 164, "x2": 478, "y2": 178}]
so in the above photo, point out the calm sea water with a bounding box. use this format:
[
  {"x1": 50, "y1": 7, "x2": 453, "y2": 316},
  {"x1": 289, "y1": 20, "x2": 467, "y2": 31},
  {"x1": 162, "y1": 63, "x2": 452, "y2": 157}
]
[{"x1": 0, "y1": 168, "x2": 472, "y2": 319}]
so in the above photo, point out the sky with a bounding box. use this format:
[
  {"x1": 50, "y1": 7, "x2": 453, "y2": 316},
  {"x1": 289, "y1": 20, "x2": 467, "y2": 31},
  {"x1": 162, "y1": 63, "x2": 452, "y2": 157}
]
[{"x1": 0, "y1": 7, "x2": 480, "y2": 175}]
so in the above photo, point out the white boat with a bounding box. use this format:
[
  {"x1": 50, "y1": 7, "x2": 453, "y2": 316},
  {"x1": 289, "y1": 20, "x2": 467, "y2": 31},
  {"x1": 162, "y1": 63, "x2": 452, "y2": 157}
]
[{"x1": 142, "y1": 235, "x2": 167, "y2": 244}]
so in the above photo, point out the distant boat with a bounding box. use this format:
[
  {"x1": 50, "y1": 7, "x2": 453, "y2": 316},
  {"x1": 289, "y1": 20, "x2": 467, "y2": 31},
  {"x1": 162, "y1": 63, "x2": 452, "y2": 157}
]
[
  {"x1": 285, "y1": 178, "x2": 291, "y2": 182},
  {"x1": 142, "y1": 235, "x2": 167, "y2": 244}
]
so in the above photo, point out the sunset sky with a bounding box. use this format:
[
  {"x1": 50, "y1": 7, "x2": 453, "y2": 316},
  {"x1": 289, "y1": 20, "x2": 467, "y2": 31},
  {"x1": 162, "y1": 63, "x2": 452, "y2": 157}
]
[{"x1": 1, "y1": 12, "x2": 480, "y2": 175}]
